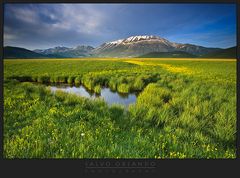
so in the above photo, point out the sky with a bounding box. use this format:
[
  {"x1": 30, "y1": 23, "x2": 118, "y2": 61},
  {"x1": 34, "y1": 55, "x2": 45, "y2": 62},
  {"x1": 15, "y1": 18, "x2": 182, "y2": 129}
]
[{"x1": 4, "y1": 3, "x2": 236, "y2": 50}]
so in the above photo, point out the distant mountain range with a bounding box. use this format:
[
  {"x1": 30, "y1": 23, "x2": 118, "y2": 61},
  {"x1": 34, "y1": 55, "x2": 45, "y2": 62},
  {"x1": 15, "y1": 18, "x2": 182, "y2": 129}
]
[
  {"x1": 3, "y1": 35, "x2": 236, "y2": 59},
  {"x1": 34, "y1": 45, "x2": 94, "y2": 58}
]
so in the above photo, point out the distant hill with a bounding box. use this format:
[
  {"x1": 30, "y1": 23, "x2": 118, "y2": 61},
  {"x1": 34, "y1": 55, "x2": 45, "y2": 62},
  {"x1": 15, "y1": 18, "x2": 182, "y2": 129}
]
[
  {"x1": 201, "y1": 47, "x2": 236, "y2": 59},
  {"x1": 4, "y1": 46, "x2": 47, "y2": 59},
  {"x1": 4, "y1": 46, "x2": 65, "y2": 59},
  {"x1": 137, "y1": 51, "x2": 197, "y2": 58}
]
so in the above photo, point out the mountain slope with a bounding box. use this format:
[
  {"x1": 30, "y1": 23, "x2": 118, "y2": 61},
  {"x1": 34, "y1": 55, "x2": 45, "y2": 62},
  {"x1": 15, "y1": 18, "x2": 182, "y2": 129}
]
[
  {"x1": 200, "y1": 47, "x2": 236, "y2": 59},
  {"x1": 137, "y1": 51, "x2": 197, "y2": 58},
  {"x1": 4, "y1": 46, "x2": 48, "y2": 59},
  {"x1": 92, "y1": 35, "x2": 220, "y2": 57}
]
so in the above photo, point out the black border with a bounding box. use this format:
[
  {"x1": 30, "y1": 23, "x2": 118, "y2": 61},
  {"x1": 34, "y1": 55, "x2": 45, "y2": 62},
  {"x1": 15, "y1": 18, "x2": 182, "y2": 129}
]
[
  {"x1": 0, "y1": 0, "x2": 3, "y2": 161},
  {"x1": 1, "y1": 0, "x2": 238, "y2": 3},
  {"x1": 236, "y1": 0, "x2": 240, "y2": 159},
  {"x1": 0, "y1": 0, "x2": 239, "y2": 177}
]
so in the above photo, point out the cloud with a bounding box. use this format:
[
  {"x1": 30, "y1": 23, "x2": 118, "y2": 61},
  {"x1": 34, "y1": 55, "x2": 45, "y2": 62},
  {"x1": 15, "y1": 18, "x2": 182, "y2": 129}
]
[
  {"x1": 4, "y1": 33, "x2": 16, "y2": 41},
  {"x1": 4, "y1": 4, "x2": 110, "y2": 49},
  {"x1": 45, "y1": 4, "x2": 106, "y2": 34},
  {"x1": 3, "y1": 4, "x2": 236, "y2": 49}
]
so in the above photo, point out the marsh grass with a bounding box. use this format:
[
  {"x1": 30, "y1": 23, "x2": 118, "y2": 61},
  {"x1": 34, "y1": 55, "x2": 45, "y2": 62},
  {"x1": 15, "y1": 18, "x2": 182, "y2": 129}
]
[{"x1": 3, "y1": 58, "x2": 236, "y2": 158}]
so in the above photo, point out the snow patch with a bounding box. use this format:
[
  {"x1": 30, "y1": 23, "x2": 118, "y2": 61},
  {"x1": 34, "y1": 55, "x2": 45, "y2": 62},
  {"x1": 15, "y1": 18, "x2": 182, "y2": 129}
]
[{"x1": 107, "y1": 39, "x2": 124, "y2": 45}]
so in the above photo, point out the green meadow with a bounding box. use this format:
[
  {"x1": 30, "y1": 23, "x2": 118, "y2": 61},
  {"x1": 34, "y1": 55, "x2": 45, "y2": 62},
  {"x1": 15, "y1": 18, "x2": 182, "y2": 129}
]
[{"x1": 3, "y1": 58, "x2": 236, "y2": 158}]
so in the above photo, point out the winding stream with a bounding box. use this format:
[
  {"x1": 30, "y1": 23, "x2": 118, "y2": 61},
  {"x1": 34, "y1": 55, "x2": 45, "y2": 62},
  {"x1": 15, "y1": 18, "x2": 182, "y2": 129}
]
[{"x1": 49, "y1": 84, "x2": 137, "y2": 106}]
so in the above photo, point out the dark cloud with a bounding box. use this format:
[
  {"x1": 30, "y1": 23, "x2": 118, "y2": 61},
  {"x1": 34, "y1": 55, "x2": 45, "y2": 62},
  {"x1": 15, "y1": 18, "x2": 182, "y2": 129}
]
[{"x1": 4, "y1": 4, "x2": 236, "y2": 50}]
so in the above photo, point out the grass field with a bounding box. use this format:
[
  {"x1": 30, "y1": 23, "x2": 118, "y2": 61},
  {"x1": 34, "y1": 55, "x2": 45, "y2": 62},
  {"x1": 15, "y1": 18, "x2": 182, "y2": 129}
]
[{"x1": 3, "y1": 58, "x2": 236, "y2": 158}]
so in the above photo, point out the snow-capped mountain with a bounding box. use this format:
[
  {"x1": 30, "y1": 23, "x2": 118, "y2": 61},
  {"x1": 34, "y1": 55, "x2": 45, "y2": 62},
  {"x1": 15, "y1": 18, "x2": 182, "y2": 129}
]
[
  {"x1": 92, "y1": 35, "x2": 220, "y2": 57},
  {"x1": 33, "y1": 35, "x2": 221, "y2": 58}
]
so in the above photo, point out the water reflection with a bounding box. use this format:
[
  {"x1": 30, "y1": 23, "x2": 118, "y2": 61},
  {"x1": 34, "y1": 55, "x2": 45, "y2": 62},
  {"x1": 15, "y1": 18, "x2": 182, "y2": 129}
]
[{"x1": 49, "y1": 84, "x2": 137, "y2": 106}]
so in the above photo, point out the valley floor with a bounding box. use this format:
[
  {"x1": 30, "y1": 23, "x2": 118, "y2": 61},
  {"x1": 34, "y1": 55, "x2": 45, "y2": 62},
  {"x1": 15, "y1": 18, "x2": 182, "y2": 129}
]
[{"x1": 3, "y1": 58, "x2": 236, "y2": 158}]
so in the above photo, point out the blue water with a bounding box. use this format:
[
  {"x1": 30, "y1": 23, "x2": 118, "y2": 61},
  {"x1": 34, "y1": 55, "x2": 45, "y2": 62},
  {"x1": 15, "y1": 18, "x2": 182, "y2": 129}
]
[{"x1": 49, "y1": 85, "x2": 137, "y2": 106}]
